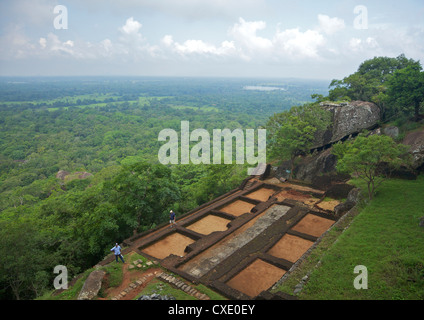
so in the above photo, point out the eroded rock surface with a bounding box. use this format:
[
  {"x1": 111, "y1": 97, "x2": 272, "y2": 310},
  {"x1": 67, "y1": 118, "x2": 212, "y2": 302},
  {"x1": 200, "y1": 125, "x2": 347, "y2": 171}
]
[
  {"x1": 312, "y1": 101, "x2": 380, "y2": 148},
  {"x1": 77, "y1": 269, "x2": 106, "y2": 300}
]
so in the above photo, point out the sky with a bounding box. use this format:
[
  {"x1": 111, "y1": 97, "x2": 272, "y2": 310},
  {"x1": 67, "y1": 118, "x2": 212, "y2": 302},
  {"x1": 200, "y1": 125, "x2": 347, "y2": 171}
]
[{"x1": 0, "y1": 0, "x2": 423, "y2": 79}]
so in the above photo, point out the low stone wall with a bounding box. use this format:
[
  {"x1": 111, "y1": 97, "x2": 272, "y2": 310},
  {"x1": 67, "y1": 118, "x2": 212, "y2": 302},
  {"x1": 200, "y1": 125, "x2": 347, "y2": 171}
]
[
  {"x1": 110, "y1": 270, "x2": 161, "y2": 300},
  {"x1": 156, "y1": 272, "x2": 210, "y2": 300}
]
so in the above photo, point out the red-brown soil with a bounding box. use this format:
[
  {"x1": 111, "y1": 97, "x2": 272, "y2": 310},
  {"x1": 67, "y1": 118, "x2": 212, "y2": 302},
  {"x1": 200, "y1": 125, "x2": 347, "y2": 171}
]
[
  {"x1": 267, "y1": 234, "x2": 314, "y2": 262},
  {"x1": 226, "y1": 259, "x2": 286, "y2": 297},
  {"x1": 291, "y1": 213, "x2": 335, "y2": 238},
  {"x1": 186, "y1": 214, "x2": 231, "y2": 235},
  {"x1": 316, "y1": 200, "x2": 340, "y2": 211},
  {"x1": 141, "y1": 232, "x2": 196, "y2": 260},
  {"x1": 245, "y1": 188, "x2": 276, "y2": 201},
  {"x1": 219, "y1": 200, "x2": 256, "y2": 216}
]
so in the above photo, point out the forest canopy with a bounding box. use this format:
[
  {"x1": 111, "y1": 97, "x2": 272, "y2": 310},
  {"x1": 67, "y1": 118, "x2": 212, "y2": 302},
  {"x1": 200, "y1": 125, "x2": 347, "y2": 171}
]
[{"x1": 0, "y1": 77, "x2": 328, "y2": 299}]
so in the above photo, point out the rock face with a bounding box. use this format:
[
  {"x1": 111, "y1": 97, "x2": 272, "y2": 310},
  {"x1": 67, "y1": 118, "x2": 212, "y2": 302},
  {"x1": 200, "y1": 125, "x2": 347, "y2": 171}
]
[
  {"x1": 293, "y1": 148, "x2": 338, "y2": 182},
  {"x1": 383, "y1": 126, "x2": 399, "y2": 139},
  {"x1": 56, "y1": 170, "x2": 70, "y2": 180},
  {"x1": 312, "y1": 101, "x2": 381, "y2": 149},
  {"x1": 55, "y1": 170, "x2": 93, "y2": 181},
  {"x1": 334, "y1": 188, "x2": 361, "y2": 217},
  {"x1": 402, "y1": 129, "x2": 424, "y2": 171},
  {"x1": 273, "y1": 101, "x2": 381, "y2": 182},
  {"x1": 273, "y1": 148, "x2": 341, "y2": 183},
  {"x1": 77, "y1": 269, "x2": 106, "y2": 300}
]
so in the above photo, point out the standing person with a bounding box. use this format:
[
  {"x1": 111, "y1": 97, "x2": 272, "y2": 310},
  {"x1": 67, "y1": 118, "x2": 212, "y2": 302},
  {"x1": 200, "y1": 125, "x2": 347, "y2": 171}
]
[
  {"x1": 111, "y1": 243, "x2": 125, "y2": 263},
  {"x1": 169, "y1": 210, "x2": 176, "y2": 228}
]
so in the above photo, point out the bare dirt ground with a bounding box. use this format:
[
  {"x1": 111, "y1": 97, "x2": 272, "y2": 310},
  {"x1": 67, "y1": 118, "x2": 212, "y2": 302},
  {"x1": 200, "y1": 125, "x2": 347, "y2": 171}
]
[
  {"x1": 141, "y1": 232, "x2": 196, "y2": 260},
  {"x1": 267, "y1": 234, "x2": 314, "y2": 263},
  {"x1": 316, "y1": 200, "x2": 340, "y2": 211},
  {"x1": 263, "y1": 178, "x2": 325, "y2": 195},
  {"x1": 245, "y1": 188, "x2": 277, "y2": 201},
  {"x1": 291, "y1": 213, "x2": 335, "y2": 238},
  {"x1": 226, "y1": 259, "x2": 286, "y2": 297},
  {"x1": 100, "y1": 252, "x2": 162, "y2": 300},
  {"x1": 219, "y1": 200, "x2": 256, "y2": 216},
  {"x1": 186, "y1": 214, "x2": 231, "y2": 235},
  {"x1": 275, "y1": 189, "x2": 319, "y2": 205}
]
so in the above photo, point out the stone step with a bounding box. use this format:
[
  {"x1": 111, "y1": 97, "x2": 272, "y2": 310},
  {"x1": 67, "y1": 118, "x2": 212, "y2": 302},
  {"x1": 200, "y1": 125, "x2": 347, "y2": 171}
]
[{"x1": 156, "y1": 272, "x2": 209, "y2": 300}]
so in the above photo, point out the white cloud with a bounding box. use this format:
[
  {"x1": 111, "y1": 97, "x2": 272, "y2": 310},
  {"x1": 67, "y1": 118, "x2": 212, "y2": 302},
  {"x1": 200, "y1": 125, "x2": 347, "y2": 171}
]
[
  {"x1": 273, "y1": 28, "x2": 325, "y2": 59},
  {"x1": 162, "y1": 35, "x2": 174, "y2": 47},
  {"x1": 0, "y1": 24, "x2": 35, "y2": 59},
  {"x1": 39, "y1": 37, "x2": 47, "y2": 49},
  {"x1": 100, "y1": 39, "x2": 113, "y2": 53},
  {"x1": 229, "y1": 18, "x2": 273, "y2": 52},
  {"x1": 317, "y1": 14, "x2": 345, "y2": 35},
  {"x1": 347, "y1": 36, "x2": 379, "y2": 53},
  {"x1": 43, "y1": 33, "x2": 77, "y2": 56},
  {"x1": 226, "y1": 17, "x2": 329, "y2": 61},
  {"x1": 1, "y1": 6, "x2": 423, "y2": 78},
  {"x1": 365, "y1": 37, "x2": 379, "y2": 48},
  {"x1": 349, "y1": 37, "x2": 362, "y2": 51},
  {"x1": 161, "y1": 35, "x2": 235, "y2": 57},
  {"x1": 118, "y1": 17, "x2": 145, "y2": 48},
  {"x1": 119, "y1": 17, "x2": 142, "y2": 35}
]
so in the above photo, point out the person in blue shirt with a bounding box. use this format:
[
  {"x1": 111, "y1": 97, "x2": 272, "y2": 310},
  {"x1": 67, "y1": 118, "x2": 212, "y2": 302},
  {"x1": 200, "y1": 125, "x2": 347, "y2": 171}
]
[
  {"x1": 111, "y1": 243, "x2": 125, "y2": 263},
  {"x1": 169, "y1": 210, "x2": 176, "y2": 228}
]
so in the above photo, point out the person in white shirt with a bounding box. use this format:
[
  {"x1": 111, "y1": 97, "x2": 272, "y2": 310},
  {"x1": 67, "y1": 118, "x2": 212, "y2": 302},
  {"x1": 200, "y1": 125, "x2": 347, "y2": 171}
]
[{"x1": 111, "y1": 243, "x2": 125, "y2": 263}]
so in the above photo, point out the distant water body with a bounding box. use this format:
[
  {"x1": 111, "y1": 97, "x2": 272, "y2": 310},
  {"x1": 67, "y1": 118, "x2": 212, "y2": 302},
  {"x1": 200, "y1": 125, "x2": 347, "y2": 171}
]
[{"x1": 243, "y1": 86, "x2": 286, "y2": 91}]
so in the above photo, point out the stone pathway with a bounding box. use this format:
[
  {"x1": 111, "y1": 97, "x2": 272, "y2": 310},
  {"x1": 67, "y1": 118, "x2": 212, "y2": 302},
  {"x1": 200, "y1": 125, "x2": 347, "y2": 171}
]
[
  {"x1": 111, "y1": 270, "x2": 161, "y2": 300},
  {"x1": 110, "y1": 267, "x2": 209, "y2": 300},
  {"x1": 156, "y1": 272, "x2": 210, "y2": 300}
]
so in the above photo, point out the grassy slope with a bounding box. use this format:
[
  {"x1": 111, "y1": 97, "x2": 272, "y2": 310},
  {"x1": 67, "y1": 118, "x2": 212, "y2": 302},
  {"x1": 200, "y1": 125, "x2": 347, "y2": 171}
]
[{"x1": 276, "y1": 176, "x2": 424, "y2": 300}]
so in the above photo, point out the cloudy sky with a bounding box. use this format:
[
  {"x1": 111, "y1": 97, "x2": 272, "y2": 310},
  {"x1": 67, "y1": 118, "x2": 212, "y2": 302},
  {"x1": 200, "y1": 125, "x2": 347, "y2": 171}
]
[{"x1": 0, "y1": 0, "x2": 423, "y2": 79}]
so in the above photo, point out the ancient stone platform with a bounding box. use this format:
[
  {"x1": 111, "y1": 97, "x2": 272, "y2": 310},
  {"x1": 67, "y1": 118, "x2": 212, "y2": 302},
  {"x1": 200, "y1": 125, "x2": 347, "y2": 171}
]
[{"x1": 123, "y1": 173, "x2": 341, "y2": 300}]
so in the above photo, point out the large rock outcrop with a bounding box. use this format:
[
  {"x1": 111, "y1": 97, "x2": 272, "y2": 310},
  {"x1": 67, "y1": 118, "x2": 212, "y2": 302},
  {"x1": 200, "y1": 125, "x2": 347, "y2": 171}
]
[
  {"x1": 77, "y1": 269, "x2": 106, "y2": 300},
  {"x1": 292, "y1": 148, "x2": 338, "y2": 182},
  {"x1": 402, "y1": 129, "x2": 424, "y2": 171},
  {"x1": 334, "y1": 187, "x2": 361, "y2": 217},
  {"x1": 272, "y1": 101, "x2": 381, "y2": 182},
  {"x1": 312, "y1": 101, "x2": 381, "y2": 149}
]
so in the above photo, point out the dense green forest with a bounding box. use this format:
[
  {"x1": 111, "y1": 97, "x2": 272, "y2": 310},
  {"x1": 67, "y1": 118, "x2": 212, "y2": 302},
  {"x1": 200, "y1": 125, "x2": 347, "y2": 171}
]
[{"x1": 0, "y1": 76, "x2": 328, "y2": 299}]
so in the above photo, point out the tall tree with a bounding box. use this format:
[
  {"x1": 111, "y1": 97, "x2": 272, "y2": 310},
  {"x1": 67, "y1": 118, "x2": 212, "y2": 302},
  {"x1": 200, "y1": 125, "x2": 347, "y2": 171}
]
[
  {"x1": 385, "y1": 65, "x2": 424, "y2": 121},
  {"x1": 104, "y1": 162, "x2": 181, "y2": 235},
  {"x1": 0, "y1": 213, "x2": 55, "y2": 300},
  {"x1": 332, "y1": 133, "x2": 410, "y2": 200},
  {"x1": 326, "y1": 54, "x2": 421, "y2": 119},
  {"x1": 266, "y1": 103, "x2": 331, "y2": 179}
]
